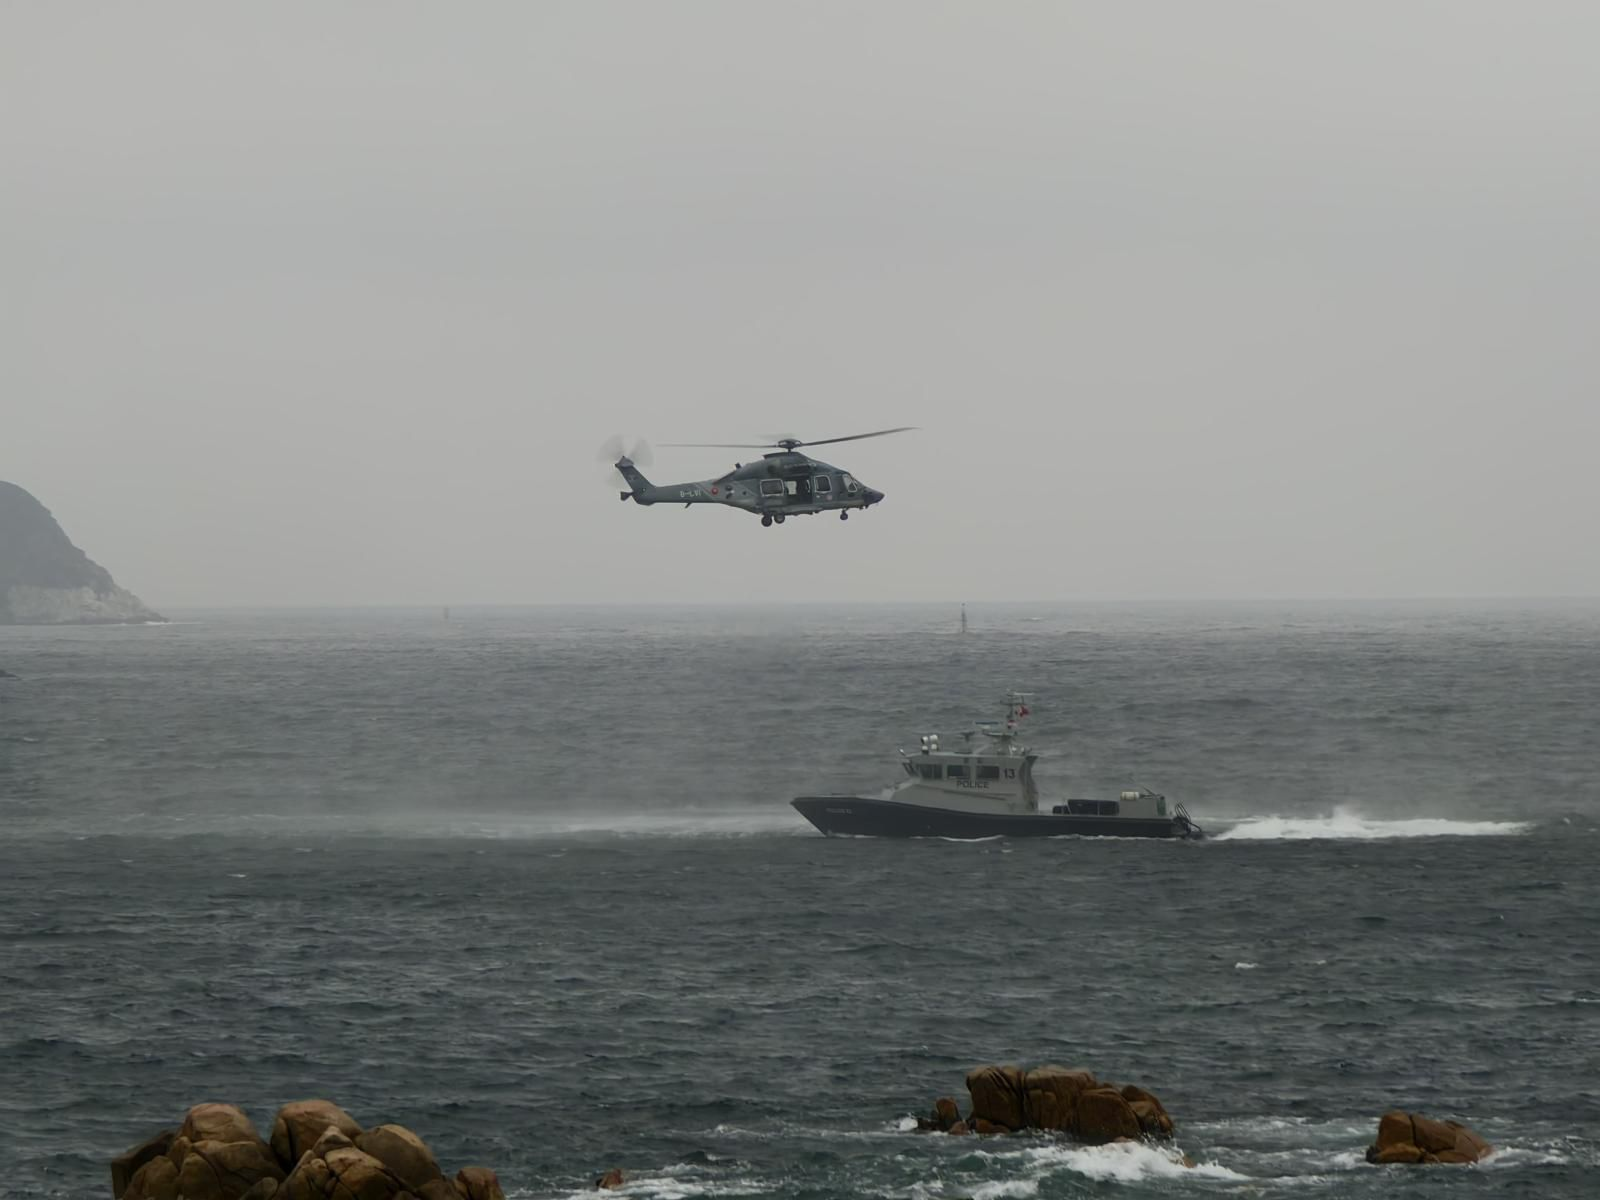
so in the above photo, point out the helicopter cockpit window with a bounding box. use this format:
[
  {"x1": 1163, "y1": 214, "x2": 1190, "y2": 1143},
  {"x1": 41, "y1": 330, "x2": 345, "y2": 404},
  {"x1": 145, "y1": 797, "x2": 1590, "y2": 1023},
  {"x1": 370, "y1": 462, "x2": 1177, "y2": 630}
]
[
  {"x1": 842, "y1": 474, "x2": 859, "y2": 495},
  {"x1": 759, "y1": 479, "x2": 785, "y2": 497},
  {"x1": 814, "y1": 475, "x2": 832, "y2": 493}
]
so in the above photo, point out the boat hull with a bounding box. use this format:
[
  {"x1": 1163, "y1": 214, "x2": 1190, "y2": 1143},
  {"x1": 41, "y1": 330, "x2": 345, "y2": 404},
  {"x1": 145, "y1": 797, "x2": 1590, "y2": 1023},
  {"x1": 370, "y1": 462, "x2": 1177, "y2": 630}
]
[{"x1": 792, "y1": 796, "x2": 1202, "y2": 840}]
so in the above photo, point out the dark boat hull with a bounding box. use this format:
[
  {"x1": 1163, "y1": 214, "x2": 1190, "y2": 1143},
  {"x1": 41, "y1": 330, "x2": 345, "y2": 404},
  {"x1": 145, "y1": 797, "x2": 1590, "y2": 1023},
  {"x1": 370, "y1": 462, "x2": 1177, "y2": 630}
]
[{"x1": 791, "y1": 796, "x2": 1202, "y2": 839}]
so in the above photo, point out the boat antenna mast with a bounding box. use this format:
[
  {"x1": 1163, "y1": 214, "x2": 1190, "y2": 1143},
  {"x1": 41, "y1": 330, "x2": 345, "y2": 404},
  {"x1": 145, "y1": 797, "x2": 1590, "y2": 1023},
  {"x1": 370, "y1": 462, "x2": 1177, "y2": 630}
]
[
  {"x1": 1004, "y1": 691, "x2": 1033, "y2": 730},
  {"x1": 973, "y1": 691, "x2": 1034, "y2": 750}
]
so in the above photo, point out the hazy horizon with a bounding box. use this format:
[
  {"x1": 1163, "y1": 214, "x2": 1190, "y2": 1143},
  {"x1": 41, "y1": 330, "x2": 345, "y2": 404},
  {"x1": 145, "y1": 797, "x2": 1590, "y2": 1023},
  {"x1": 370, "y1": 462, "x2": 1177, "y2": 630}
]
[{"x1": 7, "y1": 3, "x2": 1598, "y2": 607}]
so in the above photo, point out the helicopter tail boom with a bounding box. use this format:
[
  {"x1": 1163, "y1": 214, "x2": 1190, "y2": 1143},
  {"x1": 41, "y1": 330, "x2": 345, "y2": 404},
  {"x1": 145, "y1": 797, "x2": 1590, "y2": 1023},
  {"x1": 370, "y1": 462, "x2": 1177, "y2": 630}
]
[{"x1": 615, "y1": 456, "x2": 659, "y2": 504}]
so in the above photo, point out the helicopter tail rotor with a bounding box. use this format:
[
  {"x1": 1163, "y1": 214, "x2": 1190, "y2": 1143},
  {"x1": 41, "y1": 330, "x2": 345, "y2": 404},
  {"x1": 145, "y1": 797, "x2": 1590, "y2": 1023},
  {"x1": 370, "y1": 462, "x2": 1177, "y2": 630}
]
[
  {"x1": 597, "y1": 435, "x2": 653, "y2": 468},
  {"x1": 598, "y1": 436, "x2": 658, "y2": 502},
  {"x1": 598, "y1": 436, "x2": 654, "y2": 494}
]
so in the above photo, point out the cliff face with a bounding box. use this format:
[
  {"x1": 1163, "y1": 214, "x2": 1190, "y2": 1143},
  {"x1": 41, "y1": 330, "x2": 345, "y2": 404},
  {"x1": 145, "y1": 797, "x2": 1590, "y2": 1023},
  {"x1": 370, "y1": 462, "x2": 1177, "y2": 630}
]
[{"x1": 0, "y1": 481, "x2": 162, "y2": 624}]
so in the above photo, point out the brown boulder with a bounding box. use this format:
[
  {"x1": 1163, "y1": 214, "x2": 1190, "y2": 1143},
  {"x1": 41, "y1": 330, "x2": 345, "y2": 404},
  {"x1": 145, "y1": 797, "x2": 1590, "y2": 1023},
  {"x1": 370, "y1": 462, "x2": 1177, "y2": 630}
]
[
  {"x1": 972, "y1": 1118, "x2": 1012, "y2": 1136},
  {"x1": 326, "y1": 1146, "x2": 407, "y2": 1200},
  {"x1": 122, "y1": 1156, "x2": 179, "y2": 1200},
  {"x1": 933, "y1": 1097, "x2": 962, "y2": 1130},
  {"x1": 1022, "y1": 1066, "x2": 1097, "y2": 1132},
  {"x1": 946, "y1": 1121, "x2": 970, "y2": 1136},
  {"x1": 1453, "y1": 1124, "x2": 1492, "y2": 1160},
  {"x1": 176, "y1": 1139, "x2": 286, "y2": 1200},
  {"x1": 1118, "y1": 1084, "x2": 1166, "y2": 1111},
  {"x1": 1369, "y1": 1111, "x2": 1414, "y2": 1159},
  {"x1": 112, "y1": 1128, "x2": 176, "y2": 1199},
  {"x1": 1372, "y1": 1142, "x2": 1425, "y2": 1164},
  {"x1": 308, "y1": 1127, "x2": 355, "y2": 1161},
  {"x1": 1074, "y1": 1088, "x2": 1141, "y2": 1144},
  {"x1": 455, "y1": 1166, "x2": 507, "y2": 1200},
  {"x1": 240, "y1": 1183, "x2": 280, "y2": 1200},
  {"x1": 270, "y1": 1101, "x2": 364, "y2": 1173},
  {"x1": 1411, "y1": 1115, "x2": 1460, "y2": 1155},
  {"x1": 1365, "y1": 1111, "x2": 1491, "y2": 1165},
  {"x1": 282, "y1": 1145, "x2": 406, "y2": 1200},
  {"x1": 1128, "y1": 1100, "x2": 1173, "y2": 1139},
  {"x1": 356, "y1": 1125, "x2": 443, "y2": 1193},
  {"x1": 965, "y1": 1065, "x2": 1026, "y2": 1130},
  {"x1": 182, "y1": 1106, "x2": 266, "y2": 1150},
  {"x1": 415, "y1": 1182, "x2": 462, "y2": 1200},
  {"x1": 595, "y1": 1168, "x2": 626, "y2": 1189},
  {"x1": 1118, "y1": 1087, "x2": 1174, "y2": 1139}
]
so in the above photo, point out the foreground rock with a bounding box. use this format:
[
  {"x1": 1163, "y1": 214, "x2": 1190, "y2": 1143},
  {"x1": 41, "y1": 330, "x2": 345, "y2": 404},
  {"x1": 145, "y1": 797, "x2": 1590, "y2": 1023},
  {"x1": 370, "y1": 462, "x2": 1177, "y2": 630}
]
[
  {"x1": 112, "y1": 1101, "x2": 505, "y2": 1200},
  {"x1": 917, "y1": 1064, "x2": 1176, "y2": 1145},
  {"x1": 0, "y1": 480, "x2": 161, "y2": 624},
  {"x1": 1365, "y1": 1111, "x2": 1492, "y2": 1165}
]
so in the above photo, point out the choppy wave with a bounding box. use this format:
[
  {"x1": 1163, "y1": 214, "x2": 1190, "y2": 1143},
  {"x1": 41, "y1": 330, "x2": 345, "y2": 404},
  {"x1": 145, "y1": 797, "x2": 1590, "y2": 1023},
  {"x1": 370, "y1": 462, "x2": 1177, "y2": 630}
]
[{"x1": 1215, "y1": 808, "x2": 1533, "y2": 841}]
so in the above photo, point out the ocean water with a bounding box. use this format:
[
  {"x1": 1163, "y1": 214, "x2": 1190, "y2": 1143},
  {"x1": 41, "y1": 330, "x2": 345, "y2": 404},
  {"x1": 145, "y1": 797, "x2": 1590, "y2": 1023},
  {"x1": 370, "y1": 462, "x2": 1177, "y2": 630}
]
[{"x1": 2, "y1": 602, "x2": 1597, "y2": 1199}]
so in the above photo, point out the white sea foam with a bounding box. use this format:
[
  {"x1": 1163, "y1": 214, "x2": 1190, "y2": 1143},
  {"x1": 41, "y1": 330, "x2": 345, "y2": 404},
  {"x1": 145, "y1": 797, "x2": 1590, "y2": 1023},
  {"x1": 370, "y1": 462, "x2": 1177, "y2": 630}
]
[
  {"x1": 1030, "y1": 1141, "x2": 1248, "y2": 1184},
  {"x1": 969, "y1": 1180, "x2": 1039, "y2": 1199},
  {"x1": 967, "y1": 1141, "x2": 1247, "y2": 1187},
  {"x1": 1215, "y1": 808, "x2": 1531, "y2": 841},
  {"x1": 549, "y1": 1175, "x2": 777, "y2": 1200},
  {"x1": 1234, "y1": 961, "x2": 1259, "y2": 970}
]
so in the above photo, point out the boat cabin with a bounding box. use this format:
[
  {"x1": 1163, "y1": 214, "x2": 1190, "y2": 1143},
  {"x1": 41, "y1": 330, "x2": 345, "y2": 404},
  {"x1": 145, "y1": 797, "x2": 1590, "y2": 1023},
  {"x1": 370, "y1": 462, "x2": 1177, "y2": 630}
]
[{"x1": 895, "y1": 718, "x2": 1041, "y2": 814}]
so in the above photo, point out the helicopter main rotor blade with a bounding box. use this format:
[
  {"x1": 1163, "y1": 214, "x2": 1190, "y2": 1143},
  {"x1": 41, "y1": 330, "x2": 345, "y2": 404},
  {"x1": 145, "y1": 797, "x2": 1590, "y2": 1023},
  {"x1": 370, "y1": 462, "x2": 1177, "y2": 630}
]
[
  {"x1": 662, "y1": 427, "x2": 918, "y2": 451},
  {"x1": 793, "y1": 426, "x2": 918, "y2": 448}
]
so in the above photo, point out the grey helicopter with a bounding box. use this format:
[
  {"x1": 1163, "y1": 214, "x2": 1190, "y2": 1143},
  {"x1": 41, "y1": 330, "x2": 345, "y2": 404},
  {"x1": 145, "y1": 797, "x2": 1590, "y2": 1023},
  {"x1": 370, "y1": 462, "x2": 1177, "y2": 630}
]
[{"x1": 604, "y1": 427, "x2": 913, "y2": 527}]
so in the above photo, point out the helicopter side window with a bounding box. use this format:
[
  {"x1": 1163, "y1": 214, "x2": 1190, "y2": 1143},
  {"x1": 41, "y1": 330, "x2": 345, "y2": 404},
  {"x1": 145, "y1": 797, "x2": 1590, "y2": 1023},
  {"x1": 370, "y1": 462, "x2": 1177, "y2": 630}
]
[
  {"x1": 814, "y1": 475, "x2": 832, "y2": 494},
  {"x1": 759, "y1": 479, "x2": 785, "y2": 497}
]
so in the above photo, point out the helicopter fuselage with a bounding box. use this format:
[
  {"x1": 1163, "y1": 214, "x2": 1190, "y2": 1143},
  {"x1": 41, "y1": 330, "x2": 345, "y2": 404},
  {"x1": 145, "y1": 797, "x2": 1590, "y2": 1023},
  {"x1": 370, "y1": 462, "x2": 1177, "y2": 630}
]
[{"x1": 615, "y1": 450, "x2": 885, "y2": 525}]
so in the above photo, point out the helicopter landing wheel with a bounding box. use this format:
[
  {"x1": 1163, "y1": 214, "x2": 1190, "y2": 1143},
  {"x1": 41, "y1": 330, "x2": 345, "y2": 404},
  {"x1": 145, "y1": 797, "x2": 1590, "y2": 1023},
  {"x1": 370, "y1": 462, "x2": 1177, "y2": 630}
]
[
  {"x1": 840, "y1": 510, "x2": 849, "y2": 521},
  {"x1": 774, "y1": 514, "x2": 786, "y2": 525},
  {"x1": 761, "y1": 514, "x2": 773, "y2": 527}
]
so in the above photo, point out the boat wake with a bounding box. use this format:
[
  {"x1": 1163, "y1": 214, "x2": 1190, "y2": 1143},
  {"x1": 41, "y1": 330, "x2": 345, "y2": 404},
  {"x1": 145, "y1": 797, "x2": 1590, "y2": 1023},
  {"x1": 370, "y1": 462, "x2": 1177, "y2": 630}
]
[
  {"x1": 408, "y1": 810, "x2": 809, "y2": 839},
  {"x1": 1215, "y1": 808, "x2": 1532, "y2": 841}
]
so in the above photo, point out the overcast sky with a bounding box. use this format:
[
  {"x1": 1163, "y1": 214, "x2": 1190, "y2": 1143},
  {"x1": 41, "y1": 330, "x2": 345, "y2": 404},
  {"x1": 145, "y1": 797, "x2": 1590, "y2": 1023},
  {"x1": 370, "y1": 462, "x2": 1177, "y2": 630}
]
[{"x1": 5, "y1": 3, "x2": 1598, "y2": 606}]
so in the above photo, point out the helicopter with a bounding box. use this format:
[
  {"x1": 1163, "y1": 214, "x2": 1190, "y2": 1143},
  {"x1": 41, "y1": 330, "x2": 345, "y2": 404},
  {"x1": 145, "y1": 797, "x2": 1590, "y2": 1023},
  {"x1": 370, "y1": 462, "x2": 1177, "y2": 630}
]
[{"x1": 604, "y1": 427, "x2": 913, "y2": 527}]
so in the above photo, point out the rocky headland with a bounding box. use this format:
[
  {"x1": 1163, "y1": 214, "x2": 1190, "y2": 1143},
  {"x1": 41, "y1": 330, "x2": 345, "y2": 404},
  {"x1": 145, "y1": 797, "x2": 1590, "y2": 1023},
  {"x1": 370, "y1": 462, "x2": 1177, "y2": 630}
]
[
  {"x1": 111, "y1": 1100, "x2": 505, "y2": 1200},
  {"x1": 0, "y1": 480, "x2": 161, "y2": 624}
]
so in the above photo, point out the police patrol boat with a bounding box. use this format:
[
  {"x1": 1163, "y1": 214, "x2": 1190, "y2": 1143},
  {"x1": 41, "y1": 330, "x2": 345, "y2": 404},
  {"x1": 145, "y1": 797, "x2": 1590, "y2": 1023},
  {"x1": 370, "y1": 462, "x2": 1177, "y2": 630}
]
[{"x1": 791, "y1": 693, "x2": 1203, "y2": 839}]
